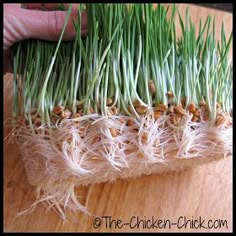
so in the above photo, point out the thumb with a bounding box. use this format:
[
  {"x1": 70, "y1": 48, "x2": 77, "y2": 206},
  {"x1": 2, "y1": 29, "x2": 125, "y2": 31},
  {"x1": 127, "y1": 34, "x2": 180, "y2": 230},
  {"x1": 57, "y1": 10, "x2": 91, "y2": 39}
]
[
  {"x1": 21, "y1": 7, "x2": 87, "y2": 41},
  {"x1": 4, "y1": 7, "x2": 87, "y2": 50}
]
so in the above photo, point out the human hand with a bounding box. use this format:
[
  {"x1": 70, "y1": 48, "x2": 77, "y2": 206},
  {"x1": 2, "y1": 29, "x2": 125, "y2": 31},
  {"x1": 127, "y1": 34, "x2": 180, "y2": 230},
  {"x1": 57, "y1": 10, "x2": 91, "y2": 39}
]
[{"x1": 4, "y1": 3, "x2": 87, "y2": 73}]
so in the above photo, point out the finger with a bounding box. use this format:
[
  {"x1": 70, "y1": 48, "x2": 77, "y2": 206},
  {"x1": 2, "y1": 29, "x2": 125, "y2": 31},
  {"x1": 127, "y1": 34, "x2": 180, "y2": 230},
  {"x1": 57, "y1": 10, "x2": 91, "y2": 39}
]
[
  {"x1": 4, "y1": 6, "x2": 87, "y2": 50},
  {"x1": 25, "y1": 8, "x2": 77, "y2": 40},
  {"x1": 21, "y1": 8, "x2": 87, "y2": 42}
]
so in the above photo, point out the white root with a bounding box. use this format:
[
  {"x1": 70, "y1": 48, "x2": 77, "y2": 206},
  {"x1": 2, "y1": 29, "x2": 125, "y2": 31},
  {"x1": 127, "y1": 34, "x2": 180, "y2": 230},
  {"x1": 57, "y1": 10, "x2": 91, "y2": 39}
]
[{"x1": 10, "y1": 112, "x2": 232, "y2": 219}]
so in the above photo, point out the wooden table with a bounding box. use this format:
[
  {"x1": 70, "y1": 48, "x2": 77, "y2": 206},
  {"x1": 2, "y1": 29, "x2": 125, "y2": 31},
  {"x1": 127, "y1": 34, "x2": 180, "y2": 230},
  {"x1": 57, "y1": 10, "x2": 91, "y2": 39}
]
[{"x1": 4, "y1": 4, "x2": 232, "y2": 232}]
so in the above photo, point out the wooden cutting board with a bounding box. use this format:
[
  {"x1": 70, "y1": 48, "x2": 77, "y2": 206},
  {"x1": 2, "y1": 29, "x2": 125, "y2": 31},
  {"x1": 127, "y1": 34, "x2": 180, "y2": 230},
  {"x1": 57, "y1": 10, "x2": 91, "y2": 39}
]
[{"x1": 3, "y1": 4, "x2": 232, "y2": 232}]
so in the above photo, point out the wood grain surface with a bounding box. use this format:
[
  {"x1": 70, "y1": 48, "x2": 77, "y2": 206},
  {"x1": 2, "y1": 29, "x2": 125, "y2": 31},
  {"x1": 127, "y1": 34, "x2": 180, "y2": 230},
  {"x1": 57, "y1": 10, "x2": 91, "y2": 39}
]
[{"x1": 3, "y1": 4, "x2": 232, "y2": 232}]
